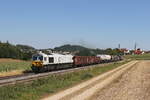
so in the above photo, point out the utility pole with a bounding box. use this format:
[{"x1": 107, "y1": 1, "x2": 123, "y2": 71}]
[
  {"x1": 134, "y1": 43, "x2": 137, "y2": 50},
  {"x1": 118, "y1": 44, "x2": 120, "y2": 49}
]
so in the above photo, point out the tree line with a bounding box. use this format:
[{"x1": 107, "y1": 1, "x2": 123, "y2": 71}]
[
  {"x1": 0, "y1": 42, "x2": 123, "y2": 60},
  {"x1": 0, "y1": 41, "x2": 35, "y2": 60}
]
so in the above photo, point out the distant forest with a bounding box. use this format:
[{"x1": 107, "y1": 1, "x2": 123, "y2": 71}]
[
  {"x1": 0, "y1": 42, "x2": 123, "y2": 60},
  {"x1": 0, "y1": 41, "x2": 35, "y2": 60}
]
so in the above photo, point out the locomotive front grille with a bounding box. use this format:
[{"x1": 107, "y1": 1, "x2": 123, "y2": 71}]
[{"x1": 32, "y1": 61, "x2": 43, "y2": 67}]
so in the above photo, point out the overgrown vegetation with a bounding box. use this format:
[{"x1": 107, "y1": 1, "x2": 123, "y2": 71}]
[
  {"x1": 0, "y1": 61, "x2": 31, "y2": 72},
  {"x1": 125, "y1": 53, "x2": 150, "y2": 60},
  {"x1": 0, "y1": 61, "x2": 128, "y2": 100}
]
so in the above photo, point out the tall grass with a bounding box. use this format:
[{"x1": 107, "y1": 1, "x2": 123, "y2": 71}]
[
  {"x1": 0, "y1": 61, "x2": 128, "y2": 100},
  {"x1": 0, "y1": 61, "x2": 31, "y2": 72}
]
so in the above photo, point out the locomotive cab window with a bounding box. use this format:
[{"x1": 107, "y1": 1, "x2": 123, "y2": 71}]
[
  {"x1": 32, "y1": 55, "x2": 43, "y2": 61},
  {"x1": 49, "y1": 57, "x2": 54, "y2": 63},
  {"x1": 44, "y1": 57, "x2": 47, "y2": 61}
]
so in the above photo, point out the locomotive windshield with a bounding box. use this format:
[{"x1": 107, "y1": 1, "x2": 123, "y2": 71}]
[{"x1": 32, "y1": 55, "x2": 43, "y2": 61}]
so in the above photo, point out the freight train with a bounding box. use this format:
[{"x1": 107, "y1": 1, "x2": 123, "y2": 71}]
[{"x1": 31, "y1": 52, "x2": 123, "y2": 73}]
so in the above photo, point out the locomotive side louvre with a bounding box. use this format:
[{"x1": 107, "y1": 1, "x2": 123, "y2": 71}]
[{"x1": 42, "y1": 54, "x2": 73, "y2": 65}]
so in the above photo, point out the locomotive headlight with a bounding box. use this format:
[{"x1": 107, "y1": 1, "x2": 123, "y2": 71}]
[{"x1": 32, "y1": 61, "x2": 43, "y2": 67}]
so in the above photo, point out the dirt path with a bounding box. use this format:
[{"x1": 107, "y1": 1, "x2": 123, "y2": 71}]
[
  {"x1": 91, "y1": 60, "x2": 150, "y2": 100},
  {"x1": 42, "y1": 61, "x2": 138, "y2": 100}
]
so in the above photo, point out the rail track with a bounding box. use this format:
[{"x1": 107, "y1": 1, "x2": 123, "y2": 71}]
[{"x1": 0, "y1": 61, "x2": 125, "y2": 87}]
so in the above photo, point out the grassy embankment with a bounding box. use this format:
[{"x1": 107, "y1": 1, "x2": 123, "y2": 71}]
[
  {"x1": 125, "y1": 53, "x2": 150, "y2": 60},
  {"x1": 0, "y1": 59, "x2": 31, "y2": 77},
  {"x1": 0, "y1": 61, "x2": 129, "y2": 100}
]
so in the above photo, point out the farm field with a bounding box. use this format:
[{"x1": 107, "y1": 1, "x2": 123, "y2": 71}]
[
  {"x1": 125, "y1": 53, "x2": 150, "y2": 60},
  {"x1": 90, "y1": 60, "x2": 150, "y2": 100},
  {"x1": 0, "y1": 59, "x2": 31, "y2": 77}
]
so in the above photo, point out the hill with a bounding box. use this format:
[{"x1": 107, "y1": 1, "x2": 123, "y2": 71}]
[
  {"x1": 16, "y1": 44, "x2": 35, "y2": 52},
  {"x1": 54, "y1": 44, "x2": 88, "y2": 52},
  {"x1": 54, "y1": 44, "x2": 121, "y2": 56}
]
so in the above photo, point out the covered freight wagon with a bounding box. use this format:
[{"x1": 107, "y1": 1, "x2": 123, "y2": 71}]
[{"x1": 97, "y1": 55, "x2": 112, "y2": 62}]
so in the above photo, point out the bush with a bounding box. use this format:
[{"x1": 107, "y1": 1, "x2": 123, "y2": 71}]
[{"x1": 80, "y1": 72, "x2": 94, "y2": 80}]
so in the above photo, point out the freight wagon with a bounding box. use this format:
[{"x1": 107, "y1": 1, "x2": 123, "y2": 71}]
[
  {"x1": 73, "y1": 56, "x2": 101, "y2": 67},
  {"x1": 97, "y1": 55, "x2": 112, "y2": 63}
]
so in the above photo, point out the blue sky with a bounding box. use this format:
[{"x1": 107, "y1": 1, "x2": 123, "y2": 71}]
[{"x1": 0, "y1": 0, "x2": 150, "y2": 50}]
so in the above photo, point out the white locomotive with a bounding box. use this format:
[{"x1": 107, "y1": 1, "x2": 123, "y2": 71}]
[{"x1": 32, "y1": 51, "x2": 73, "y2": 72}]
